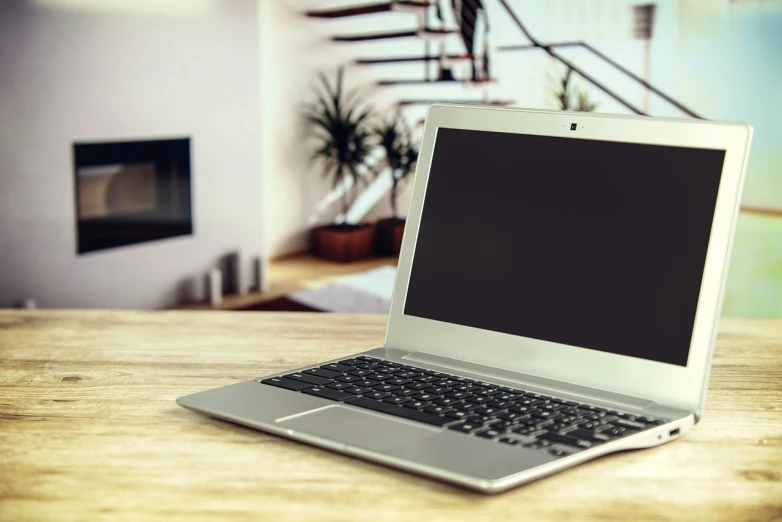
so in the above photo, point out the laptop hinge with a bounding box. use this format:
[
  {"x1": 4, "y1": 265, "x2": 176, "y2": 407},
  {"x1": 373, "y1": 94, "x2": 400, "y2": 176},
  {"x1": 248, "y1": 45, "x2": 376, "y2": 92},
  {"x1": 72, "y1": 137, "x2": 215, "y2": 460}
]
[{"x1": 402, "y1": 350, "x2": 657, "y2": 413}]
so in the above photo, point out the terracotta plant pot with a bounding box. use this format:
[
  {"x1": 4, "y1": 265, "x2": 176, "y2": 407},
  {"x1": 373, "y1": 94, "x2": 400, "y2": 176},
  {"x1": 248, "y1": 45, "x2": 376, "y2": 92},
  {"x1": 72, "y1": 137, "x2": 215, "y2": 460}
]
[
  {"x1": 311, "y1": 224, "x2": 377, "y2": 263},
  {"x1": 375, "y1": 218, "x2": 406, "y2": 256}
]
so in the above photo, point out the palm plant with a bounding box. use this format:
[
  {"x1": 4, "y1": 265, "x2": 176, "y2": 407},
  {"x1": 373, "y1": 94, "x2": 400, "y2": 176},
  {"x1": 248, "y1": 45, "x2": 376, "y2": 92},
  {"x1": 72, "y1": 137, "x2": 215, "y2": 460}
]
[
  {"x1": 304, "y1": 67, "x2": 374, "y2": 219},
  {"x1": 374, "y1": 112, "x2": 418, "y2": 219}
]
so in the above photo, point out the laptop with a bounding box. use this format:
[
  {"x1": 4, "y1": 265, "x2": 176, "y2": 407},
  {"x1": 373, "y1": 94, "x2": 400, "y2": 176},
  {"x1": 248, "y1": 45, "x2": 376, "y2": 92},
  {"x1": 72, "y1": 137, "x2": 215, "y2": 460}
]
[{"x1": 177, "y1": 104, "x2": 753, "y2": 493}]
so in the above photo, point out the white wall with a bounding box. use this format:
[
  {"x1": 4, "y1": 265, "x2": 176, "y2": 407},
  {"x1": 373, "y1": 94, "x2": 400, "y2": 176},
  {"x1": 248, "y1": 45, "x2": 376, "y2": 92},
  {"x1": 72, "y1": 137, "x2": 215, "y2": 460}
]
[{"x1": 0, "y1": 0, "x2": 262, "y2": 309}]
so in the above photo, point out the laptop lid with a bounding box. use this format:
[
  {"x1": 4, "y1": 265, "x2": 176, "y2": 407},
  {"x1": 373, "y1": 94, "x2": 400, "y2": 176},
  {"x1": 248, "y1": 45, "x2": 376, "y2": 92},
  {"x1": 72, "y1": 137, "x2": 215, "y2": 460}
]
[{"x1": 385, "y1": 104, "x2": 753, "y2": 417}]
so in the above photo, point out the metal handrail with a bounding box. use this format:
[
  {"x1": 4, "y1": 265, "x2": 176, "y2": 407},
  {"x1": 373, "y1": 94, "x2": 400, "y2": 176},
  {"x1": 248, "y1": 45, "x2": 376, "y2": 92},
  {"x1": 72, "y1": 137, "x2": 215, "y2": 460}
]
[{"x1": 496, "y1": 0, "x2": 704, "y2": 119}]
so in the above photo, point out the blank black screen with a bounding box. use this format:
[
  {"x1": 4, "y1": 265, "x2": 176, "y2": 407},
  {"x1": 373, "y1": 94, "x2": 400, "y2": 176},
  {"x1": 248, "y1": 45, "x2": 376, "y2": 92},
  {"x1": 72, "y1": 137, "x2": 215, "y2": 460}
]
[{"x1": 404, "y1": 128, "x2": 725, "y2": 366}]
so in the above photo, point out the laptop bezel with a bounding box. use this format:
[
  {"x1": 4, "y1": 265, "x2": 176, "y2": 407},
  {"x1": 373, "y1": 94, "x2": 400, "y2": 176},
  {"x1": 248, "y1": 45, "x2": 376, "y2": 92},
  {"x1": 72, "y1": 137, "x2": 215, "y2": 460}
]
[{"x1": 385, "y1": 104, "x2": 753, "y2": 417}]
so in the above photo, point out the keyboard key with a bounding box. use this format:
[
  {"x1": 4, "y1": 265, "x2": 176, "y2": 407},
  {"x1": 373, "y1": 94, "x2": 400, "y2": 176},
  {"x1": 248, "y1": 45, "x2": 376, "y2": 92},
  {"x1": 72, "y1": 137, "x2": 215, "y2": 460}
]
[
  {"x1": 384, "y1": 396, "x2": 411, "y2": 405},
  {"x1": 487, "y1": 400, "x2": 512, "y2": 409},
  {"x1": 638, "y1": 416, "x2": 664, "y2": 425},
  {"x1": 356, "y1": 356, "x2": 377, "y2": 361},
  {"x1": 348, "y1": 369, "x2": 374, "y2": 377},
  {"x1": 392, "y1": 388, "x2": 418, "y2": 397},
  {"x1": 517, "y1": 398, "x2": 545, "y2": 406},
  {"x1": 326, "y1": 382, "x2": 352, "y2": 390},
  {"x1": 261, "y1": 377, "x2": 313, "y2": 391},
  {"x1": 541, "y1": 403, "x2": 566, "y2": 411},
  {"x1": 334, "y1": 375, "x2": 361, "y2": 383},
  {"x1": 498, "y1": 437, "x2": 520, "y2": 446},
  {"x1": 566, "y1": 428, "x2": 612, "y2": 443},
  {"x1": 452, "y1": 401, "x2": 482, "y2": 411},
  {"x1": 491, "y1": 420, "x2": 515, "y2": 431},
  {"x1": 382, "y1": 367, "x2": 403, "y2": 374},
  {"x1": 301, "y1": 386, "x2": 352, "y2": 402},
  {"x1": 452, "y1": 384, "x2": 477, "y2": 392},
  {"x1": 472, "y1": 406, "x2": 504, "y2": 416},
  {"x1": 353, "y1": 379, "x2": 379, "y2": 388},
  {"x1": 356, "y1": 362, "x2": 385, "y2": 370},
  {"x1": 414, "y1": 375, "x2": 439, "y2": 383},
  {"x1": 434, "y1": 397, "x2": 461, "y2": 406},
  {"x1": 403, "y1": 400, "x2": 431, "y2": 410},
  {"x1": 474, "y1": 388, "x2": 502, "y2": 397},
  {"x1": 425, "y1": 386, "x2": 449, "y2": 395},
  {"x1": 536, "y1": 432, "x2": 593, "y2": 449},
  {"x1": 343, "y1": 387, "x2": 372, "y2": 395},
  {"x1": 433, "y1": 379, "x2": 458, "y2": 387},
  {"x1": 532, "y1": 411, "x2": 560, "y2": 419},
  {"x1": 345, "y1": 397, "x2": 452, "y2": 427},
  {"x1": 338, "y1": 358, "x2": 361, "y2": 366},
  {"x1": 509, "y1": 405, "x2": 536, "y2": 414},
  {"x1": 395, "y1": 371, "x2": 420, "y2": 379},
  {"x1": 549, "y1": 448, "x2": 570, "y2": 457},
  {"x1": 613, "y1": 418, "x2": 647, "y2": 429},
  {"x1": 364, "y1": 391, "x2": 390, "y2": 400},
  {"x1": 405, "y1": 382, "x2": 431, "y2": 391},
  {"x1": 499, "y1": 411, "x2": 530, "y2": 422},
  {"x1": 475, "y1": 382, "x2": 499, "y2": 389},
  {"x1": 423, "y1": 405, "x2": 452, "y2": 415},
  {"x1": 413, "y1": 393, "x2": 437, "y2": 402},
  {"x1": 444, "y1": 410, "x2": 470, "y2": 420},
  {"x1": 466, "y1": 396, "x2": 492, "y2": 404},
  {"x1": 284, "y1": 373, "x2": 331, "y2": 386},
  {"x1": 373, "y1": 383, "x2": 400, "y2": 392},
  {"x1": 387, "y1": 378, "x2": 412, "y2": 386},
  {"x1": 446, "y1": 390, "x2": 472, "y2": 399},
  {"x1": 475, "y1": 428, "x2": 503, "y2": 439},
  {"x1": 372, "y1": 373, "x2": 393, "y2": 381},
  {"x1": 321, "y1": 363, "x2": 353, "y2": 373},
  {"x1": 304, "y1": 368, "x2": 341, "y2": 379},
  {"x1": 449, "y1": 422, "x2": 480, "y2": 433}
]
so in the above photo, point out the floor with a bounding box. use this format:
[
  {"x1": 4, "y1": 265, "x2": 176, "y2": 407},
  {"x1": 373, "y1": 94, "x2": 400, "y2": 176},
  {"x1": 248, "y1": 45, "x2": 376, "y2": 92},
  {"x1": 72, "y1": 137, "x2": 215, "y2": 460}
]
[{"x1": 174, "y1": 253, "x2": 398, "y2": 311}]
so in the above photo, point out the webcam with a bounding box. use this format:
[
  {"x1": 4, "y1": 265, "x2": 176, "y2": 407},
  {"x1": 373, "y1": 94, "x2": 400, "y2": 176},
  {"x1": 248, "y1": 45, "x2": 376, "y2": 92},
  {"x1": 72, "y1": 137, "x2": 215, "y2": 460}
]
[{"x1": 570, "y1": 123, "x2": 577, "y2": 131}]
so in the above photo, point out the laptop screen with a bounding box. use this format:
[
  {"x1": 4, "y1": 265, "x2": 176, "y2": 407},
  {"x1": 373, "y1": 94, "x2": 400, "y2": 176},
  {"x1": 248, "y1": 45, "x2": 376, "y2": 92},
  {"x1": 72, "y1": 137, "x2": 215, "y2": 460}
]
[{"x1": 404, "y1": 127, "x2": 725, "y2": 367}]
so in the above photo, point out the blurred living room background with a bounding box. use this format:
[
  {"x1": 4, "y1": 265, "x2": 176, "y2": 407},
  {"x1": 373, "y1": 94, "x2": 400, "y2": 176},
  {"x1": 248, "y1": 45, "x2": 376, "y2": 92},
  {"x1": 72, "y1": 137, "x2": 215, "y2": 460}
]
[{"x1": 0, "y1": 0, "x2": 779, "y2": 316}]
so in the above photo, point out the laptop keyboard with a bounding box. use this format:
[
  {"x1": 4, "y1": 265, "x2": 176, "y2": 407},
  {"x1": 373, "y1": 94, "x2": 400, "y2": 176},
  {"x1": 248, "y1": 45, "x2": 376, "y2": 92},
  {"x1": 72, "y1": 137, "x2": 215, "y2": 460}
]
[{"x1": 260, "y1": 355, "x2": 666, "y2": 458}]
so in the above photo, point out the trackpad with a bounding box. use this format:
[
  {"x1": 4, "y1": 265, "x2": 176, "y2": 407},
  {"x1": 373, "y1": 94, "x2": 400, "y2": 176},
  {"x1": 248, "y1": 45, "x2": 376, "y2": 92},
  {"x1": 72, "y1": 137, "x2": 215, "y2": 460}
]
[{"x1": 278, "y1": 405, "x2": 438, "y2": 452}]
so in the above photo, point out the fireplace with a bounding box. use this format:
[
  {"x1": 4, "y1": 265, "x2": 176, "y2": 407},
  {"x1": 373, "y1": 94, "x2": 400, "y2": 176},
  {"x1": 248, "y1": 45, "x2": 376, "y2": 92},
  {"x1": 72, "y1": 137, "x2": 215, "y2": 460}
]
[{"x1": 73, "y1": 138, "x2": 193, "y2": 254}]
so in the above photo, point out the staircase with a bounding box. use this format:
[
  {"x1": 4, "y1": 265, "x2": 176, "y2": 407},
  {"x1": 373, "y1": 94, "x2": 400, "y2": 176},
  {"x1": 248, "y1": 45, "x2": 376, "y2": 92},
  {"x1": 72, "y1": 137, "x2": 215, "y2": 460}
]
[{"x1": 304, "y1": 0, "x2": 705, "y2": 224}]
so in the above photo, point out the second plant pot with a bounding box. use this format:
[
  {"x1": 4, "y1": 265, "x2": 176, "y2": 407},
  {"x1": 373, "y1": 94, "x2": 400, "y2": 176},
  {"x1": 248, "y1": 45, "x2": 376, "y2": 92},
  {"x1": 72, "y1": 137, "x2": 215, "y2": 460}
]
[
  {"x1": 311, "y1": 224, "x2": 377, "y2": 263},
  {"x1": 375, "y1": 218, "x2": 406, "y2": 256}
]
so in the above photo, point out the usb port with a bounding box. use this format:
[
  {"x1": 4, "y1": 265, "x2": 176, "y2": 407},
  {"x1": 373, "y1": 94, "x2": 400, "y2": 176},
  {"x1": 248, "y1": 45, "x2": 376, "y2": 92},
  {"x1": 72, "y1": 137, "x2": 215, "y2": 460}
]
[{"x1": 669, "y1": 428, "x2": 680, "y2": 437}]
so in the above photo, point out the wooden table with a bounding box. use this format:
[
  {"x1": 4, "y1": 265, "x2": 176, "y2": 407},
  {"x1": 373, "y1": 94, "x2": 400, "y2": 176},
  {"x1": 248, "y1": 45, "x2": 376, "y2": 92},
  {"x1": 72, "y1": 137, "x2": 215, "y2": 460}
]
[{"x1": 1, "y1": 311, "x2": 780, "y2": 521}]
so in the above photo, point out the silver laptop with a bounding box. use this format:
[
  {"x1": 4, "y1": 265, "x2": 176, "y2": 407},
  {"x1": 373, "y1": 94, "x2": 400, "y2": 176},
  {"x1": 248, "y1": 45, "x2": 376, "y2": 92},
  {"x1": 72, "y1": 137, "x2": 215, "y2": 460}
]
[{"x1": 177, "y1": 104, "x2": 753, "y2": 493}]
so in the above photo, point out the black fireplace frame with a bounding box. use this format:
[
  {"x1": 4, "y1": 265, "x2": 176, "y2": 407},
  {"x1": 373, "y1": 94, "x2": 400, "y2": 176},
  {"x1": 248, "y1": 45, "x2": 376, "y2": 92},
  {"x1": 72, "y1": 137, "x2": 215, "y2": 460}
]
[{"x1": 73, "y1": 138, "x2": 193, "y2": 255}]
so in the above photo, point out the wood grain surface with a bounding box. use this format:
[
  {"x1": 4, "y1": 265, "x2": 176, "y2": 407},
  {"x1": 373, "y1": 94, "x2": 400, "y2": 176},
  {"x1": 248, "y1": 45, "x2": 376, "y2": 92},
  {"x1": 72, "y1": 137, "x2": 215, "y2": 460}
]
[{"x1": 0, "y1": 310, "x2": 780, "y2": 521}]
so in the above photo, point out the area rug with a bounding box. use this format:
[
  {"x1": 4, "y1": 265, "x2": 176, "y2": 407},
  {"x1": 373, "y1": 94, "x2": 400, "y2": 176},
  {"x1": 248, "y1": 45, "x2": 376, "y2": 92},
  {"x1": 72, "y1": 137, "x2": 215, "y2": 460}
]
[{"x1": 240, "y1": 265, "x2": 396, "y2": 313}]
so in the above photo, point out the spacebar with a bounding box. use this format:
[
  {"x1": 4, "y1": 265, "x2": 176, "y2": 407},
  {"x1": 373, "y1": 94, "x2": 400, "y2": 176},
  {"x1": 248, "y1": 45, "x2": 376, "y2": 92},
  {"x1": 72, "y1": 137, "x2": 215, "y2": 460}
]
[{"x1": 344, "y1": 397, "x2": 451, "y2": 427}]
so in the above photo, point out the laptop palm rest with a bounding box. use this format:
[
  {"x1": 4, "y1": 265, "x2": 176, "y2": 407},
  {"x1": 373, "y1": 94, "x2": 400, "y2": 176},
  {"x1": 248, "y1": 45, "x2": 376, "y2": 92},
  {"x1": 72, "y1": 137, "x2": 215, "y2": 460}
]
[{"x1": 278, "y1": 405, "x2": 438, "y2": 452}]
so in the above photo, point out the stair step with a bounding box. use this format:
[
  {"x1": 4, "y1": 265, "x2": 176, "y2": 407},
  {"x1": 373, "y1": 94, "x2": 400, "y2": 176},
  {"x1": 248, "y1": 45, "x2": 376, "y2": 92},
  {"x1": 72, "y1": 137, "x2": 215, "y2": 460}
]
[
  {"x1": 357, "y1": 54, "x2": 474, "y2": 64},
  {"x1": 307, "y1": 3, "x2": 391, "y2": 18},
  {"x1": 399, "y1": 99, "x2": 514, "y2": 106},
  {"x1": 379, "y1": 78, "x2": 497, "y2": 85},
  {"x1": 334, "y1": 28, "x2": 456, "y2": 42},
  {"x1": 306, "y1": 1, "x2": 431, "y2": 18}
]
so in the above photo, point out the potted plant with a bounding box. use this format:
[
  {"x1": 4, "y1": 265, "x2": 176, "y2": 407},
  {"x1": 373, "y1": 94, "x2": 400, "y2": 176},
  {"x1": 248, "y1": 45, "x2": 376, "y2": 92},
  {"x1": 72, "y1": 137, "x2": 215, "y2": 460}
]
[
  {"x1": 373, "y1": 112, "x2": 418, "y2": 256},
  {"x1": 554, "y1": 66, "x2": 598, "y2": 112},
  {"x1": 304, "y1": 67, "x2": 377, "y2": 263}
]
